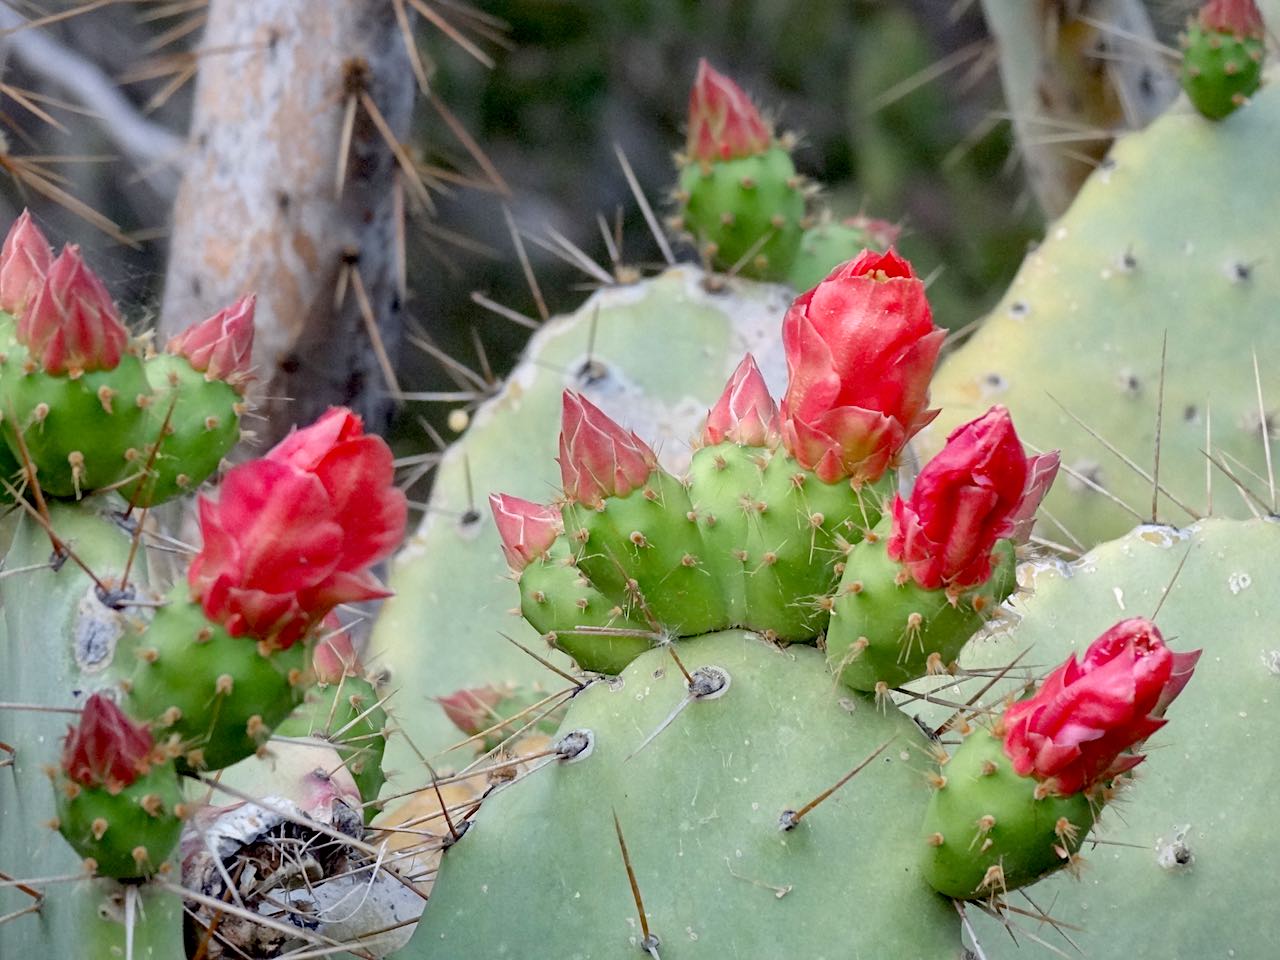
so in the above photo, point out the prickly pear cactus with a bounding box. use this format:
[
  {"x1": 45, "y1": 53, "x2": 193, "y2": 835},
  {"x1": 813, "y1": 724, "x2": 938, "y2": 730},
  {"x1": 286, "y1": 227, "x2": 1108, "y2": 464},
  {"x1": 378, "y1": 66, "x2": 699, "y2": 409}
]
[
  {"x1": 923, "y1": 64, "x2": 1280, "y2": 548},
  {"x1": 369, "y1": 265, "x2": 794, "y2": 764},
  {"x1": 939, "y1": 517, "x2": 1279, "y2": 957}
]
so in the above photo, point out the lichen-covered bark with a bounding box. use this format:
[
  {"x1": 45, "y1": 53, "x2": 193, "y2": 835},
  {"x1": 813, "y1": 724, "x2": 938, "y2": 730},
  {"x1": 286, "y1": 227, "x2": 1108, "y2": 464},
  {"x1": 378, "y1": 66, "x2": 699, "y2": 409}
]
[{"x1": 162, "y1": 0, "x2": 414, "y2": 443}]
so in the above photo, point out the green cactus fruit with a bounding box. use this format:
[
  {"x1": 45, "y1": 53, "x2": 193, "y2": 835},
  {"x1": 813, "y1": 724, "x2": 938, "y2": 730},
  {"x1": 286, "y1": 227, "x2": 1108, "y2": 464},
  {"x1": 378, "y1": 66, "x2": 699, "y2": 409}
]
[
  {"x1": 922, "y1": 64, "x2": 1280, "y2": 548},
  {"x1": 1181, "y1": 2, "x2": 1266, "y2": 120},
  {"x1": 370, "y1": 267, "x2": 792, "y2": 763},
  {"x1": 125, "y1": 585, "x2": 310, "y2": 772},
  {"x1": 923, "y1": 517, "x2": 1278, "y2": 956},
  {"x1": 687, "y1": 445, "x2": 887, "y2": 640},
  {"x1": 121, "y1": 352, "x2": 241, "y2": 506},
  {"x1": 564, "y1": 468, "x2": 730, "y2": 636},
  {"x1": 742, "y1": 455, "x2": 886, "y2": 640},
  {"x1": 0, "y1": 347, "x2": 152, "y2": 497},
  {"x1": 827, "y1": 529, "x2": 1015, "y2": 692},
  {"x1": 786, "y1": 214, "x2": 900, "y2": 292},
  {"x1": 275, "y1": 672, "x2": 387, "y2": 819},
  {"x1": 919, "y1": 727, "x2": 1092, "y2": 899},
  {"x1": 677, "y1": 147, "x2": 806, "y2": 281},
  {"x1": 407, "y1": 631, "x2": 960, "y2": 958},
  {"x1": 518, "y1": 538, "x2": 653, "y2": 674},
  {"x1": 53, "y1": 762, "x2": 184, "y2": 880}
]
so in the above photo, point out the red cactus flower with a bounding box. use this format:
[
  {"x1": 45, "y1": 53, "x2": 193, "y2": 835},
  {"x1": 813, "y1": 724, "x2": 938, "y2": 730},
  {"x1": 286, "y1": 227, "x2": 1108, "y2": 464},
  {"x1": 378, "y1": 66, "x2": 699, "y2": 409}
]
[
  {"x1": 1200, "y1": 0, "x2": 1264, "y2": 37},
  {"x1": 686, "y1": 59, "x2": 771, "y2": 164},
  {"x1": 702, "y1": 354, "x2": 780, "y2": 447},
  {"x1": 0, "y1": 209, "x2": 53, "y2": 316},
  {"x1": 17, "y1": 244, "x2": 127, "y2": 375},
  {"x1": 61, "y1": 693, "x2": 155, "y2": 792},
  {"x1": 188, "y1": 408, "x2": 408, "y2": 648},
  {"x1": 887, "y1": 406, "x2": 1055, "y2": 591},
  {"x1": 167, "y1": 294, "x2": 256, "y2": 389},
  {"x1": 489, "y1": 493, "x2": 561, "y2": 571},
  {"x1": 558, "y1": 392, "x2": 657, "y2": 506},
  {"x1": 438, "y1": 686, "x2": 506, "y2": 736},
  {"x1": 1002, "y1": 618, "x2": 1201, "y2": 796},
  {"x1": 780, "y1": 249, "x2": 945, "y2": 485}
]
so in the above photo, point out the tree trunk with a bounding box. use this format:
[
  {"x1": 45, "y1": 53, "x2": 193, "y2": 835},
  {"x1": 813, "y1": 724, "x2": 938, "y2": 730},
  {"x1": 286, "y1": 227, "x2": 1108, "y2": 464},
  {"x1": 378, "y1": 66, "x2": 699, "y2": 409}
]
[{"x1": 161, "y1": 0, "x2": 413, "y2": 445}]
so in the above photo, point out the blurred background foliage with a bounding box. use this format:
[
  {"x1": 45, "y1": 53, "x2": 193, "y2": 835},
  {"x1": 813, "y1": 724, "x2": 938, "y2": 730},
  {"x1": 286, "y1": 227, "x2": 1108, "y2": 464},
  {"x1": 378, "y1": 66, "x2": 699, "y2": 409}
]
[{"x1": 0, "y1": 0, "x2": 1200, "y2": 478}]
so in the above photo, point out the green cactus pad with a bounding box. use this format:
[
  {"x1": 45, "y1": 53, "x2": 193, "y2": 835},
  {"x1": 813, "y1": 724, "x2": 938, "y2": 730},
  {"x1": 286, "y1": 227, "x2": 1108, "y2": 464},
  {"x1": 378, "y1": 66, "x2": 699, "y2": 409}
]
[
  {"x1": 678, "y1": 146, "x2": 805, "y2": 281},
  {"x1": 125, "y1": 587, "x2": 309, "y2": 773},
  {"x1": 564, "y1": 469, "x2": 730, "y2": 637},
  {"x1": 276, "y1": 673, "x2": 388, "y2": 819},
  {"x1": 122, "y1": 352, "x2": 241, "y2": 506},
  {"x1": 53, "y1": 762, "x2": 184, "y2": 880},
  {"x1": 923, "y1": 65, "x2": 1280, "y2": 548},
  {"x1": 519, "y1": 539, "x2": 653, "y2": 674},
  {"x1": 828, "y1": 531, "x2": 1015, "y2": 692},
  {"x1": 1181, "y1": 22, "x2": 1265, "y2": 120},
  {"x1": 408, "y1": 630, "x2": 961, "y2": 958},
  {"x1": 0, "y1": 351, "x2": 152, "y2": 497},
  {"x1": 743, "y1": 456, "x2": 886, "y2": 640},
  {"x1": 933, "y1": 518, "x2": 1279, "y2": 956},
  {"x1": 920, "y1": 729, "x2": 1093, "y2": 899}
]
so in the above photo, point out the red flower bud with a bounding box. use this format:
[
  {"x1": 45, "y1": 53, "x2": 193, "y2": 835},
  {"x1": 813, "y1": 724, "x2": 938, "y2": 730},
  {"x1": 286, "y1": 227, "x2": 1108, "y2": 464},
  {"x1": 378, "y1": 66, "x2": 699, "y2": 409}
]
[
  {"x1": 780, "y1": 249, "x2": 944, "y2": 484},
  {"x1": 166, "y1": 294, "x2": 255, "y2": 389},
  {"x1": 489, "y1": 493, "x2": 561, "y2": 571},
  {"x1": 1002, "y1": 618, "x2": 1200, "y2": 796},
  {"x1": 188, "y1": 407, "x2": 408, "y2": 647},
  {"x1": 312, "y1": 613, "x2": 359, "y2": 683},
  {"x1": 702, "y1": 354, "x2": 780, "y2": 447},
  {"x1": 18, "y1": 245, "x2": 127, "y2": 375},
  {"x1": 686, "y1": 59, "x2": 771, "y2": 164},
  {"x1": 438, "y1": 686, "x2": 505, "y2": 736},
  {"x1": 887, "y1": 406, "x2": 1053, "y2": 590},
  {"x1": 61, "y1": 693, "x2": 155, "y2": 792},
  {"x1": 558, "y1": 392, "x2": 657, "y2": 506},
  {"x1": 1199, "y1": 0, "x2": 1264, "y2": 37},
  {"x1": 0, "y1": 209, "x2": 53, "y2": 315}
]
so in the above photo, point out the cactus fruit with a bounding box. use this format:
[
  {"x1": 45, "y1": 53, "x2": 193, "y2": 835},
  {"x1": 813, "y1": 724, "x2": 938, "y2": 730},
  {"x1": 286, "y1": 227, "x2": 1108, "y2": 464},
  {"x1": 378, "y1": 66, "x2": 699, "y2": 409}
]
[
  {"x1": 124, "y1": 584, "x2": 312, "y2": 773},
  {"x1": 923, "y1": 64, "x2": 1280, "y2": 548},
  {"x1": 0, "y1": 241, "x2": 152, "y2": 497},
  {"x1": 674, "y1": 60, "x2": 806, "y2": 281},
  {"x1": 786, "y1": 212, "x2": 900, "y2": 293},
  {"x1": 933, "y1": 517, "x2": 1278, "y2": 956},
  {"x1": 124, "y1": 295, "x2": 255, "y2": 506},
  {"x1": 1181, "y1": 0, "x2": 1266, "y2": 120},
  {"x1": 52, "y1": 694, "x2": 184, "y2": 880},
  {"x1": 921, "y1": 618, "x2": 1197, "y2": 899}
]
